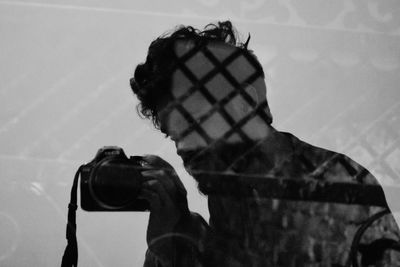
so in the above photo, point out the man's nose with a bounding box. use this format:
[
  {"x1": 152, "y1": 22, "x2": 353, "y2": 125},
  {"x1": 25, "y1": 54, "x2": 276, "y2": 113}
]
[
  {"x1": 175, "y1": 139, "x2": 188, "y2": 151},
  {"x1": 174, "y1": 133, "x2": 208, "y2": 151}
]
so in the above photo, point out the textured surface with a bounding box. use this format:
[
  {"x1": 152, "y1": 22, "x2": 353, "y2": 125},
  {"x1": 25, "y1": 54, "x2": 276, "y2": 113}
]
[{"x1": 1, "y1": 1, "x2": 400, "y2": 266}]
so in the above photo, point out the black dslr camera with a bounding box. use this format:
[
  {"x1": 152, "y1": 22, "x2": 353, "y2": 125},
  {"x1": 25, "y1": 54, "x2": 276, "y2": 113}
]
[{"x1": 80, "y1": 146, "x2": 149, "y2": 211}]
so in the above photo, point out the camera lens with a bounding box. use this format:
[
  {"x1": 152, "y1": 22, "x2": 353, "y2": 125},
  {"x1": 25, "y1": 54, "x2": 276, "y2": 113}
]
[{"x1": 90, "y1": 158, "x2": 142, "y2": 210}]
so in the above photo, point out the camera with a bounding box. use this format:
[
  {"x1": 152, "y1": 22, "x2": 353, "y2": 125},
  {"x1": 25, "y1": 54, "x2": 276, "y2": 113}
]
[{"x1": 80, "y1": 146, "x2": 149, "y2": 211}]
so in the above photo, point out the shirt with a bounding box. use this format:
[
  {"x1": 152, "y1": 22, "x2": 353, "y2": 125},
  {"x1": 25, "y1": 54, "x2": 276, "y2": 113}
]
[{"x1": 144, "y1": 131, "x2": 400, "y2": 267}]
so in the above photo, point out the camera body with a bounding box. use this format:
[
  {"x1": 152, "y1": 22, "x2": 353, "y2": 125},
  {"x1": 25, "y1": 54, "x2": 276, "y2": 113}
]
[{"x1": 80, "y1": 146, "x2": 149, "y2": 211}]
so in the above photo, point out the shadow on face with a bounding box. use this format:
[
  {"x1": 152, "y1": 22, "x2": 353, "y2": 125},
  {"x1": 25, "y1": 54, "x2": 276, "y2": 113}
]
[{"x1": 158, "y1": 39, "x2": 272, "y2": 174}]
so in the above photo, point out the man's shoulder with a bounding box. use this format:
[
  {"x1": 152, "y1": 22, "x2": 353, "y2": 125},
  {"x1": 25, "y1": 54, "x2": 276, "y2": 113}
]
[{"x1": 278, "y1": 131, "x2": 377, "y2": 184}]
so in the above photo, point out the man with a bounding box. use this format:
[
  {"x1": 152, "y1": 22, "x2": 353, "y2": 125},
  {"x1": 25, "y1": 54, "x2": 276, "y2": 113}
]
[{"x1": 130, "y1": 21, "x2": 400, "y2": 266}]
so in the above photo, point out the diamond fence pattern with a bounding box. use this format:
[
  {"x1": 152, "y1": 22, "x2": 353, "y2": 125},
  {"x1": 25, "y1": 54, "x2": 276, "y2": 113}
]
[
  {"x1": 168, "y1": 42, "x2": 267, "y2": 141},
  {"x1": 160, "y1": 40, "x2": 400, "y2": 209},
  {"x1": 353, "y1": 106, "x2": 400, "y2": 185},
  {"x1": 161, "y1": 41, "x2": 272, "y2": 170},
  {"x1": 1, "y1": 3, "x2": 400, "y2": 265},
  {"x1": 313, "y1": 97, "x2": 400, "y2": 188},
  {"x1": 156, "y1": 40, "x2": 400, "y2": 266}
]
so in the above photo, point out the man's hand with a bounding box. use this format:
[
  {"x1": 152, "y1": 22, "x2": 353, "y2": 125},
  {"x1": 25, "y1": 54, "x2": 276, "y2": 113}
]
[{"x1": 138, "y1": 155, "x2": 188, "y2": 265}]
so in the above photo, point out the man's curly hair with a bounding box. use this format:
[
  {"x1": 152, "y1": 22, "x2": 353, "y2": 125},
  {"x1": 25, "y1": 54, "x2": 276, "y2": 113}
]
[{"x1": 130, "y1": 21, "x2": 265, "y2": 128}]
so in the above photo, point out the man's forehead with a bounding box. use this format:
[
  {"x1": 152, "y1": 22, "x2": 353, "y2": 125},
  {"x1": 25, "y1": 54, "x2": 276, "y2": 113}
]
[{"x1": 171, "y1": 39, "x2": 260, "y2": 99}]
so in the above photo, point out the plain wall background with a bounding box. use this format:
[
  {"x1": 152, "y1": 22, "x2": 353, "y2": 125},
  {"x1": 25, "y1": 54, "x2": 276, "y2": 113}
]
[{"x1": 1, "y1": 0, "x2": 400, "y2": 266}]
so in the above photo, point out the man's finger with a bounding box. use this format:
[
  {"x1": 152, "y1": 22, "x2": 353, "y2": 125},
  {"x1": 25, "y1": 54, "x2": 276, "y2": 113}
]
[
  {"x1": 142, "y1": 154, "x2": 173, "y2": 169},
  {"x1": 142, "y1": 170, "x2": 176, "y2": 193},
  {"x1": 138, "y1": 187, "x2": 161, "y2": 210},
  {"x1": 142, "y1": 169, "x2": 165, "y2": 178},
  {"x1": 142, "y1": 180, "x2": 173, "y2": 204}
]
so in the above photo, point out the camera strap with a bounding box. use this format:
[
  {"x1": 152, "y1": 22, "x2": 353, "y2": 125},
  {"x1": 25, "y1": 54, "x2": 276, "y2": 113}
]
[{"x1": 61, "y1": 165, "x2": 83, "y2": 267}]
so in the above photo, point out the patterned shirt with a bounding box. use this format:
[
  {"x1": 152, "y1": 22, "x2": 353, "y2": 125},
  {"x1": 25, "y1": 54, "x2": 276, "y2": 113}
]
[{"x1": 144, "y1": 131, "x2": 400, "y2": 267}]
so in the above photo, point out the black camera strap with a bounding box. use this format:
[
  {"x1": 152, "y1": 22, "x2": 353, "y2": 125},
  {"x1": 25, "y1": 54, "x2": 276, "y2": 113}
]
[{"x1": 61, "y1": 165, "x2": 83, "y2": 267}]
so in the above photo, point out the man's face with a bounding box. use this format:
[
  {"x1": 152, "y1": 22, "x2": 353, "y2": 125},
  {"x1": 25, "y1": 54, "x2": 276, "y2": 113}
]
[
  {"x1": 158, "y1": 40, "x2": 267, "y2": 173},
  {"x1": 160, "y1": 69, "x2": 239, "y2": 150},
  {"x1": 158, "y1": 68, "x2": 236, "y2": 173}
]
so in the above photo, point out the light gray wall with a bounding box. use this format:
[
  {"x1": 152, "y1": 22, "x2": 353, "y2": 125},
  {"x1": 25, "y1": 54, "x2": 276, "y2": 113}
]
[{"x1": 1, "y1": 1, "x2": 399, "y2": 266}]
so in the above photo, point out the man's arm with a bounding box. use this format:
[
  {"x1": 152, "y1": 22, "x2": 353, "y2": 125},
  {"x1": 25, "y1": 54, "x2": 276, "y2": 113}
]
[
  {"x1": 143, "y1": 212, "x2": 209, "y2": 267},
  {"x1": 138, "y1": 155, "x2": 209, "y2": 267}
]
